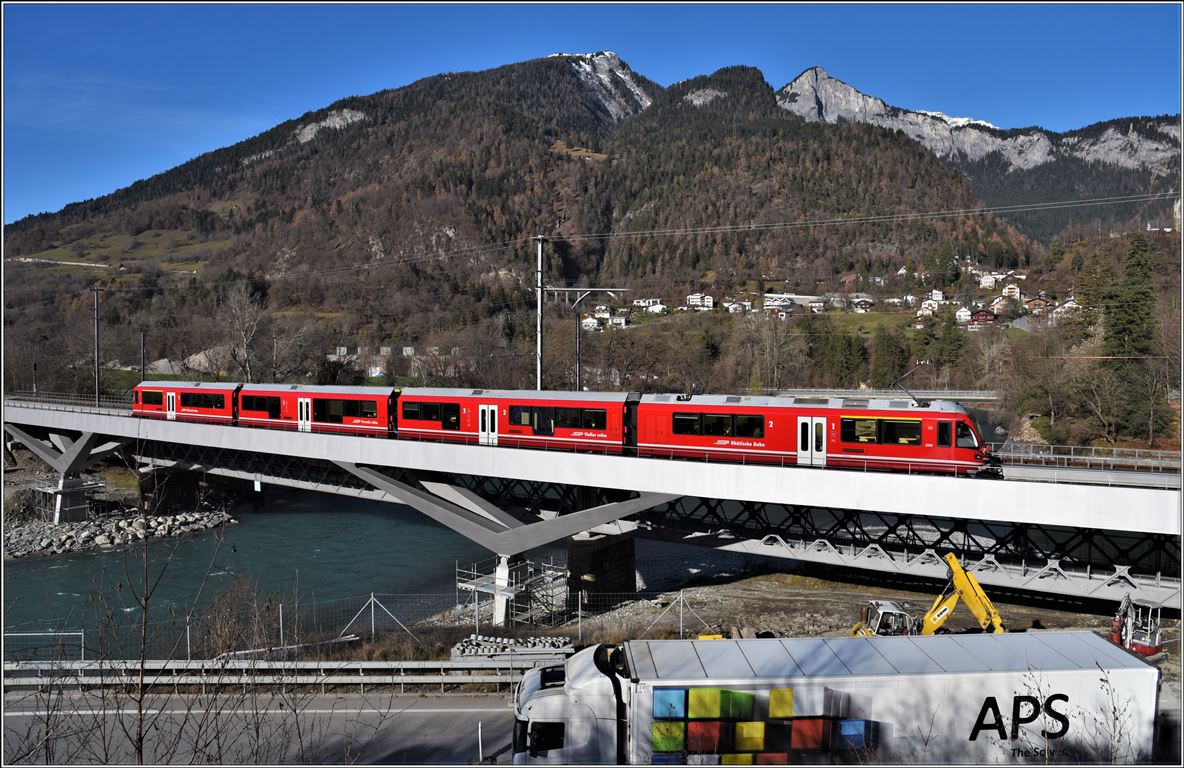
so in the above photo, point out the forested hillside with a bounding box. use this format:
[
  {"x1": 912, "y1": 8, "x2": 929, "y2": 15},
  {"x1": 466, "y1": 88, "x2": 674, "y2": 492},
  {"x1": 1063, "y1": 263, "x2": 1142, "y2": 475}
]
[{"x1": 3, "y1": 54, "x2": 1178, "y2": 446}]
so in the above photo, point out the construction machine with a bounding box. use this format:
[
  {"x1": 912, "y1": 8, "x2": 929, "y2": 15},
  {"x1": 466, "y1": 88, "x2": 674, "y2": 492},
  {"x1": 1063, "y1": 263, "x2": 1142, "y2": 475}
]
[
  {"x1": 851, "y1": 552, "x2": 1006, "y2": 637},
  {"x1": 1110, "y1": 594, "x2": 1163, "y2": 656}
]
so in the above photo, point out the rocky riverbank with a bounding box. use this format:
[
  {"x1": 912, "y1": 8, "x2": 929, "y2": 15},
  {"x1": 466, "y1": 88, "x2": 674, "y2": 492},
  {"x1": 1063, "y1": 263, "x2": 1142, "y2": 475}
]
[{"x1": 3, "y1": 508, "x2": 238, "y2": 559}]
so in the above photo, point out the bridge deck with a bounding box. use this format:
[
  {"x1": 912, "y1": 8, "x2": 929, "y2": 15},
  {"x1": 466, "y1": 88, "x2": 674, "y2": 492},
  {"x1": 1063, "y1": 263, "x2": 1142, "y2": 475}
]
[{"x1": 4, "y1": 399, "x2": 1178, "y2": 537}]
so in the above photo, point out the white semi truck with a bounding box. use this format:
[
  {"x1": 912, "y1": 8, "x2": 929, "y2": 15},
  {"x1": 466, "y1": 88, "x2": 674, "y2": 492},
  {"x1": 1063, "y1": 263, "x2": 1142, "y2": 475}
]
[{"x1": 512, "y1": 631, "x2": 1160, "y2": 764}]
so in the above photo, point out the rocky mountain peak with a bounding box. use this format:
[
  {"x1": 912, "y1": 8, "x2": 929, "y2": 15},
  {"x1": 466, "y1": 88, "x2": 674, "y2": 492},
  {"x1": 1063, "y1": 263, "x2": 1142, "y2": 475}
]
[
  {"x1": 776, "y1": 66, "x2": 1178, "y2": 177},
  {"x1": 550, "y1": 50, "x2": 654, "y2": 121}
]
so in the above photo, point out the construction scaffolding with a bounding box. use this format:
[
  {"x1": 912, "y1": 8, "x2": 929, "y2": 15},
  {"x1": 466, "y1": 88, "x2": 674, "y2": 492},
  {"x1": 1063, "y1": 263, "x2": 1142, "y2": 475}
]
[{"x1": 456, "y1": 556, "x2": 567, "y2": 627}]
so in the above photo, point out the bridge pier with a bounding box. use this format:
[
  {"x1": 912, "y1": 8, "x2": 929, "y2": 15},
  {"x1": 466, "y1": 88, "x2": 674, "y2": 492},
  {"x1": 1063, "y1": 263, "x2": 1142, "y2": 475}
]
[
  {"x1": 492, "y1": 555, "x2": 512, "y2": 626},
  {"x1": 3, "y1": 424, "x2": 129, "y2": 523},
  {"x1": 567, "y1": 534, "x2": 636, "y2": 602}
]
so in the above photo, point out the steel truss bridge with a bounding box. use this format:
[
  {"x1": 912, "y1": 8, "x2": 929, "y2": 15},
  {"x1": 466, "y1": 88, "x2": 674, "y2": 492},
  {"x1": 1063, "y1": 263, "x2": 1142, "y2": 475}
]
[{"x1": 3, "y1": 395, "x2": 1179, "y2": 616}]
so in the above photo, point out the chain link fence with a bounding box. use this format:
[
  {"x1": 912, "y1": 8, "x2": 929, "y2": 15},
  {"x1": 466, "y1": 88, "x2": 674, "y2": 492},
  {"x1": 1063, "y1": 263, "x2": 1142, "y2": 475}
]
[{"x1": 5, "y1": 588, "x2": 719, "y2": 664}]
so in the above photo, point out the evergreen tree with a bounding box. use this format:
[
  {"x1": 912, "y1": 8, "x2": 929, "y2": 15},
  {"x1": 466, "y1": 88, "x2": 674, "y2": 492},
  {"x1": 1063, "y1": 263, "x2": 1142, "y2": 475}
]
[{"x1": 868, "y1": 326, "x2": 909, "y2": 388}]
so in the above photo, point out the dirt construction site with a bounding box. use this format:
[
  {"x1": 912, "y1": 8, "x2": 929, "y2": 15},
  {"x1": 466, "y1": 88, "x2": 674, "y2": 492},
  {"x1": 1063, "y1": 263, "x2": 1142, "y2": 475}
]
[{"x1": 588, "y1": 540, "x2": 1183, "y2": 709}]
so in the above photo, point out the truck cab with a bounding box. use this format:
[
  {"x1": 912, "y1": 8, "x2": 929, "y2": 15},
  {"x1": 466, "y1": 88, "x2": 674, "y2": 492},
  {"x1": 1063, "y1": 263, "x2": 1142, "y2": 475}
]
[{"x1": 513, "y1": 649, "x2": 620, "y2": 764}]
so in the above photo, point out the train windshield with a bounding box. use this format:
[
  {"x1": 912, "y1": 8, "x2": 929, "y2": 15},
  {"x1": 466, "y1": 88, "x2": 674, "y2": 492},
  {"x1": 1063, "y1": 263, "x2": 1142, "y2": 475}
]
[{"x1": 956, "y1": 422, "x2": 979, "y2": 448}]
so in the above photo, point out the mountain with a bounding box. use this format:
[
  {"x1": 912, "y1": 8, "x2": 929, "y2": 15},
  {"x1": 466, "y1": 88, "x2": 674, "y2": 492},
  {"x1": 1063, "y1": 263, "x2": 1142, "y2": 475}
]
[
  {"x1": 777, "y1": 67, "x2": 1180, "y2": 240},
  {"x1": 4, "y1": 52, "x2": 1169, "y2": 390}
]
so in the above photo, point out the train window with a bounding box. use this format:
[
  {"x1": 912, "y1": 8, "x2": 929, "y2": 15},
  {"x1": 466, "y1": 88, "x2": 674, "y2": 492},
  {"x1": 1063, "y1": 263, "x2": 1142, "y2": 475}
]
[
  {"x1": 841, "y1": 418, "x2": 879, "y2": 443},
  {"x1": 937, "y1": 422, "x2": 952, "y2": 447},
  {"x1": 509, "y1": 406, "x2": 532, "y2": 427},
  {"x1": 702, "y1": 414, "x2": 732, "y2": 437},
  {"x1": 402, "y1": 401, "x2": 421, "y2": 420},
  {"x1": 242, "y1": 395, "x2": 281, "y2": 419},
  {"x1": 556, "y1": 408, "x2": 581, "y2": 429},
  {"x1": 881, "y1": 420, "x2": 921, "y2": 445},
  {"x1": 141, "y1": 390, "x2": 163, "y2": 406},
  {"x1": 133, "y1": 390, "x2": 139, "y2": 404},
  {"x1": 313, "y1": 399, "x2": 345, "y2": 424},
  {"x1": 956, "y1": 422, "x2": 978, "y2": 448},
  {"x1": 582, "y1": 409, "x2": 606, "y2": 430},
  {"x1": 441, "y1": 403, "x2": 460, "y2": 430},
  {"x1": 734, "y1": 415, "x2": 764, "y2": 438},
  {"x1": 532, "y1": 407, "x2": 555, "y2": 436},
  {"x1": 800, "y1": 422, "x2": 808, "y2": 449},
  {"x1": 180, "y1": 393, "x2": 225, "y2": 410},
  {"x1": 672, "y1": 413, "x2": 701, "y2": 435},
  {"x1": 342, "y1": 400, "x2": 378, "y2": 419}
]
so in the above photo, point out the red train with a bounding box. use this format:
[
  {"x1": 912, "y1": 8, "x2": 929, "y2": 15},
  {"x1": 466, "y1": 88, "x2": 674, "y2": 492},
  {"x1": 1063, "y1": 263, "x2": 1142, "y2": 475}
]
[{"x1": 132, "y1": 382, "x2": 1001, "y2": 476}]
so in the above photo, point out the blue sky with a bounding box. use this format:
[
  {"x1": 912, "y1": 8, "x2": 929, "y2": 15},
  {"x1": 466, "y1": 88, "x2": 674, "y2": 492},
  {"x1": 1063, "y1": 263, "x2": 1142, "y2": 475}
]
[{"x1": 3, "y1": 3, "x2": 1180, "y2": 224}]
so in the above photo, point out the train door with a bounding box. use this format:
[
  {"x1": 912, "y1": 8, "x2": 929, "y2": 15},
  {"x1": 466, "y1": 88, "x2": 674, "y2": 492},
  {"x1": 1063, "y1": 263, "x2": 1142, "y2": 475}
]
[
  {"x1": 479, "y1": 403, "x2": 498, "y2": 446},
  {"x1": 297, "y1": 398, "x2": 312, "y2": 432},
  {"x1": 166, "y1": 392, "x2": 176, "y2": 421},
  {"x1": 797, "y1": 416, "x2": 827, "y2": 467},
  {"x1": 935, "y1": 420, "x2": 953, "y2": 464}
]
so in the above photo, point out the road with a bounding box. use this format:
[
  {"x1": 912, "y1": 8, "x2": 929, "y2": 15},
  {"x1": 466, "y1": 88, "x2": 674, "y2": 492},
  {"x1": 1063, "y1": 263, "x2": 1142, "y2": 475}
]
[{"x1": 3, "y1": 691, "x2": 515, "y2": 764}]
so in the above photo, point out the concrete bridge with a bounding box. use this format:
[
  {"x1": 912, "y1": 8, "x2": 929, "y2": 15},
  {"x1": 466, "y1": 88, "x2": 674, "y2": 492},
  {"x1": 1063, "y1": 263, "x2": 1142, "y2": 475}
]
[{"x1": 4, "y1": 395, "x2": 1180, "y2": 618}]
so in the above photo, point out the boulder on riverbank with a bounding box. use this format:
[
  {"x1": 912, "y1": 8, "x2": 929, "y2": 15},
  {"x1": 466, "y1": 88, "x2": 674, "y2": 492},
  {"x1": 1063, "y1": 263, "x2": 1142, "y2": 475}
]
[{"x1": 3, "y1": 507, "x2": 238, "y2": 559}]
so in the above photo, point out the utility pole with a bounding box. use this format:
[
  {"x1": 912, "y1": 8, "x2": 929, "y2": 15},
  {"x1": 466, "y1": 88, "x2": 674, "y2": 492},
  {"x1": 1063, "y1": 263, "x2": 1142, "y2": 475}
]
[
  {"x1": 545, "y1": 287, "x2": 630, "y2": 391},
  {"x1": 534, "y1": 236, "x2": 546, "y2": 390},
  {"x1": 140, "y1": 332, "x2": 146, "y2": 383},
  {"x1": 93, "y1": 287, "x2": 101, "y2": 405}
]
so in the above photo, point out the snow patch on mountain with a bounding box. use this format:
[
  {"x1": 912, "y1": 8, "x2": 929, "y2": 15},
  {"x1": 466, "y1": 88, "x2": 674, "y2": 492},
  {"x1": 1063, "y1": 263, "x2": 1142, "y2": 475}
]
[
  {"x1": 777, "y1": 66, "x2": 1178, "y2": 174},
  {"x1": 915, "y1": 110, "x2": 999, "y2": 131},
  {"x1": 561, "y1": 51, "x2": 653, "y2": 121},
  {"x1": 684, "y1": 88, "x2": 727, "y2": 107},
  {"x1": 294, "y1": 109, "x2": 366, "y2": 144}
]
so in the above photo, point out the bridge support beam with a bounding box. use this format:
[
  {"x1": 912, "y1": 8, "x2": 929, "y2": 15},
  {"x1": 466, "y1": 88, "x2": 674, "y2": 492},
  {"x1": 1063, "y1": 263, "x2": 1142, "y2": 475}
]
[{"x1": 3, "y1": 425, "x2": 129, "y2": 523}]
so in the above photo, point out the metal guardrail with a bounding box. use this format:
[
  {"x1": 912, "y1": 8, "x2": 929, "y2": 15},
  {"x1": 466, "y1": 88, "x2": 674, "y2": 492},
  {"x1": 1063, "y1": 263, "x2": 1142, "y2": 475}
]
[
  {"x1": 768, "y1": 388, "x2": 1000, "y2": 401},
  {"x1": 989, "y1": 441, "x2": 1181, "y2": 473},
  {"x1": 5, "y1": 391, "x2": 130, "y2": 409},
  {"x1": 3, "y1": 655, "x2": 570, "y2": 692}
]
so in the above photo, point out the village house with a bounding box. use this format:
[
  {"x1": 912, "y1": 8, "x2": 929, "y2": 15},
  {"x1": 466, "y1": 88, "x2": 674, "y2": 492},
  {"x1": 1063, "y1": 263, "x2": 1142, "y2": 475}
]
[
  {"x1": 1051, "y1": 298, "x2": 1081, "y2": 320},
  {"x1": 955, "y1": 306, "x2": 972, "y2": 324},
  {"x1": 686, "y1": 293, "x2": 715, "y2": 309},
  {"x1": 929, "y1": 289, "x2": 945, "y2": 302},
  {"x1": 632, "y1": 298, "x2": 663, "y2": 307},
  {"x1": 991, "y1": 296, "x2": 1016, "y2": 314},
  {"x1": 1025, "y1": 296, "x2": 1055, "y2": 315},
  {"x1": 645, "y1": 302, "x2": 668, "y2": 314},
  {"x1": 581, "y1": 317, "x2": 601, "y2": 332},
  {"x1": 593, "y1": 305, "x2": 612, "y2": 319},
  {"x1": 968, "y1": 308, "x2": 997, "y2": 331},
  {"x1": 606, "y1": 316, "x2": 629, "y2": 329},
  {"x1": 1002, "y1": 283, "x2": 1022, "y2": 301},
  {"x1": 918, "y1": 298, "x2": 941, "y2": 317}
]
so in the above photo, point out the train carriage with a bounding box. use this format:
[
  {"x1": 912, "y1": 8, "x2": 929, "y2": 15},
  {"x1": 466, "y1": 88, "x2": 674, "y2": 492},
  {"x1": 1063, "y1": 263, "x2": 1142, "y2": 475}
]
[
  {"x1": 397, "y1": 388, "x2": 634, "y2": 452},
  {"x1": 132, "y1": 381, "x2": 240, "y2": 424},
  {"x1": 236, "y1": 383, "x2": 396, "y2": 436},
  {"x1": 637, "y1": 394, "x2": 995, "y2": 475}
]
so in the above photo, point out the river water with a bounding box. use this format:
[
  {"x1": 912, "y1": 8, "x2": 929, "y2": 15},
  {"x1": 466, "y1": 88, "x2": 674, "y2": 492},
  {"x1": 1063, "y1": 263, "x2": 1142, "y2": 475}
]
[{"x1": 2, "y1": 490, "x2": 502, "y2": 634}]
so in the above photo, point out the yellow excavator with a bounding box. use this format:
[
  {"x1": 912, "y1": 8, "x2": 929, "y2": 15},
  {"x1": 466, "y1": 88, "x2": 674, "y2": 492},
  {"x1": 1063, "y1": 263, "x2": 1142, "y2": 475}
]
[{"x1": 851, "y1": 552, "x2": 1007, "y2": 637}]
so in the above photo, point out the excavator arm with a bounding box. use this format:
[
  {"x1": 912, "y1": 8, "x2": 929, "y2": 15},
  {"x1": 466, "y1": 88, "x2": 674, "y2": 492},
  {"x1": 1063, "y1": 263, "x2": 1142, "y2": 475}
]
[{"x1": 920, "y1": 553, "x2": 1007, "y2": 635}]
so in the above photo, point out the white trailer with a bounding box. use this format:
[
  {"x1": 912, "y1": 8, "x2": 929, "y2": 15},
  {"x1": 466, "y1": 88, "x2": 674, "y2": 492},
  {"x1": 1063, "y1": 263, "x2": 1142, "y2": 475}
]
[{"x1": 511, "y1": 631, "x2": 1159, "y2": 764}]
